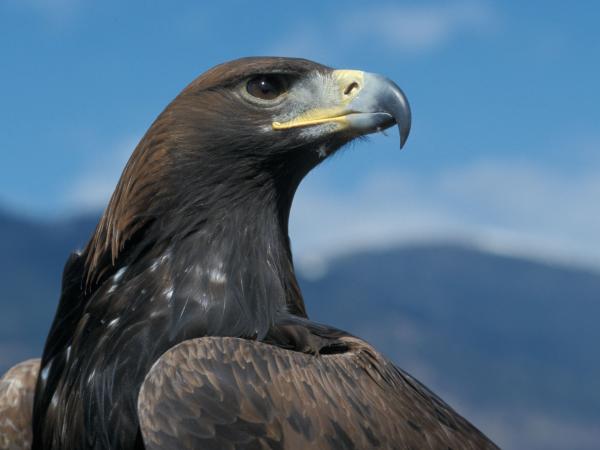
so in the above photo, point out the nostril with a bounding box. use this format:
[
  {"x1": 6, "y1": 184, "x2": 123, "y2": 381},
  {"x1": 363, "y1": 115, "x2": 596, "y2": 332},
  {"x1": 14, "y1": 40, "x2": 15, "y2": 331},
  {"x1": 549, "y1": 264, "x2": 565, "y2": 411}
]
[{"x1": 344, "y1": 81, "x2": 360, "y2": 96}]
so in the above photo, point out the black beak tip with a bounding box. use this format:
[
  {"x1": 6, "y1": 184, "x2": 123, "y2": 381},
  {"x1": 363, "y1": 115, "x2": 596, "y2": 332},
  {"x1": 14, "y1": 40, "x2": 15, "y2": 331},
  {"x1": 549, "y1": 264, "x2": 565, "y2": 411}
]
[
  {"x1": 398, "y1": 118, "x2": 411, "y2": 150},
  {"x1": 400, "y1": 131, "x2": 408, "y2": 149},
  {"x1": 388, "y1": 84, "x2": 411, "y2": 150}
]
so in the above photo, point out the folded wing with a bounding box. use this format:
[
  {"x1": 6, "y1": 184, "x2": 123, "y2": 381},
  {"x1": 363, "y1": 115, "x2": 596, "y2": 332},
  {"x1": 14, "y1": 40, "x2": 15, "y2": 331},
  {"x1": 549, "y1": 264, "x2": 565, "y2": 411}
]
[{"x1": 138, "y1": 336, "x2": 498, "y2": 450}]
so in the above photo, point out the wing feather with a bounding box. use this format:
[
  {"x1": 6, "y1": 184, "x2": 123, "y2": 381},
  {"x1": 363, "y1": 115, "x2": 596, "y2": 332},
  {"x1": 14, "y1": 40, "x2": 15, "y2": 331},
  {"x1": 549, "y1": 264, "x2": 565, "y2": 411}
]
[
  {"x1": 138, "y1": 337, "x2": 498, "y2": 450},
  {"x1": 0, "y1": 358, "x2": 40, "y2": 450}
]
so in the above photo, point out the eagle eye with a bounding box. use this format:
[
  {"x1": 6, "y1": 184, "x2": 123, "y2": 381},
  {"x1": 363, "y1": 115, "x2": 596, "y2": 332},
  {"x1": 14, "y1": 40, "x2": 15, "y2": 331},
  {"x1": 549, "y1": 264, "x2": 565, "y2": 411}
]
[{"x1": 246, "y1": 75, "x2": 287, "y2": 100}]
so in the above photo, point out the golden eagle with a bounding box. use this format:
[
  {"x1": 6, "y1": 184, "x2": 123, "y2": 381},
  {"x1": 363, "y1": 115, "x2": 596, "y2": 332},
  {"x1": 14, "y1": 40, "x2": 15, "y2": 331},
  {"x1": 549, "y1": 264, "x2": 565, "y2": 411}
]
[{"x1": 0, "y1": 57, "x2": 498, "y2": 450}]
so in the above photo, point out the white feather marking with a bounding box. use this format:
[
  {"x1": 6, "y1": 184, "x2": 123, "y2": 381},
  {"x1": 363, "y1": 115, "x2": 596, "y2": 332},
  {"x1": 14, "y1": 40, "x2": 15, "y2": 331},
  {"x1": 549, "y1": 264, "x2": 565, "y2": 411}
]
[
  {"x1": 209, "y1": 267, "x2": 227, "y2": 284},
  {"x1": 113, "y1": 266, "x2": 127, "y2": 281}
]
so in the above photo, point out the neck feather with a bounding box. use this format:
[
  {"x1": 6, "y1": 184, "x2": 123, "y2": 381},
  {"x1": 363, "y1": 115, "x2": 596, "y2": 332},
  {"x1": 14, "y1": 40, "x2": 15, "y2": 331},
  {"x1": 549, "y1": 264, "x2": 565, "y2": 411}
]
[{"x1": 82, "y1": 147, "x2": 308, "y2": 336}]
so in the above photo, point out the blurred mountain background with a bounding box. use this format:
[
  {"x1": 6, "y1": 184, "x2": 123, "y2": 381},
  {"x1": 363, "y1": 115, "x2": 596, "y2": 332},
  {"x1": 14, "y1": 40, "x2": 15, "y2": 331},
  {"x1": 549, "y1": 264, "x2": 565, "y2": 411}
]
[{"x1": 1, "y1": 208, "x2": 598, "y2": 450}]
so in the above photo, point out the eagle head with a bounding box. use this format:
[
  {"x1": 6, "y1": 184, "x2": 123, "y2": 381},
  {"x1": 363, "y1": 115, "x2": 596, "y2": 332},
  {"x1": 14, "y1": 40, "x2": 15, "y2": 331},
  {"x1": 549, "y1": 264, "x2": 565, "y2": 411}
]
[
  {"x1": 171, "y1": 57, "x2": 410, "y2": 165},
  {"x1": 85, "y1": 57, "x2": 411, "y2": 284}
]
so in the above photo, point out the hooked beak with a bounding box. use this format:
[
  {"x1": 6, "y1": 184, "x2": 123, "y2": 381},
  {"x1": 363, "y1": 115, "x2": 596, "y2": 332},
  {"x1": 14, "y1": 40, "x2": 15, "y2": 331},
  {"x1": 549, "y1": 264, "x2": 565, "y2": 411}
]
[{"x1": 272, "y1": 70, "x2": 411, "y2": 149}]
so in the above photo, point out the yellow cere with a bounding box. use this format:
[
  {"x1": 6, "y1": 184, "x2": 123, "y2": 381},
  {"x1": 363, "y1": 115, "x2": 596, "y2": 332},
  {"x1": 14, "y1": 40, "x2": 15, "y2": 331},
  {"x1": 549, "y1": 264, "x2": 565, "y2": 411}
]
[{"x1": 272, "y1": 70, "x2": 365, "y2": 130}]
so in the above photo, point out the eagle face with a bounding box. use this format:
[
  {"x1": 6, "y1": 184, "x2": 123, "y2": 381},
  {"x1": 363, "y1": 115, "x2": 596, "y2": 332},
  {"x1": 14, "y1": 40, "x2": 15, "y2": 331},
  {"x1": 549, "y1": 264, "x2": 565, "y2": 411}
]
[{"x1": 168, "y1": 57, "x2": 410, "y2": 173}]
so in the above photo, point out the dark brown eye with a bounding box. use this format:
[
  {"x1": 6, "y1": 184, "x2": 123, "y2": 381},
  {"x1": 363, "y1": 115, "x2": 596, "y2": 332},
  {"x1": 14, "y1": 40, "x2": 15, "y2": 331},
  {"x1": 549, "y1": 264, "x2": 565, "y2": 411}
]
[{"x1": 246, "y1": 75, "x2": 286, "y2": 100}]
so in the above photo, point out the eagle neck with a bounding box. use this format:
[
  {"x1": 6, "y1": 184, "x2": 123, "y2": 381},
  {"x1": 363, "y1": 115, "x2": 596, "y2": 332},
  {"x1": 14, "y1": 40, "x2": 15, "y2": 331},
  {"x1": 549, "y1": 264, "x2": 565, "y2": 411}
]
[
  {"x1": 155, "y1": 169, "x2": 307, "y2": 338},
  {"x1": 84, "y1": 141, "x2": 311, "y2": 336}
]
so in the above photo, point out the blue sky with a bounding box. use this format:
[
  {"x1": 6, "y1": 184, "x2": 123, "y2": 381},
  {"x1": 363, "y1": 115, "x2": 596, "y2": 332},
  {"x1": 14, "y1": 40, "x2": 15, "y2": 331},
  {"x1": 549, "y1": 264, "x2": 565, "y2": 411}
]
[{"x1": 2, "y1": 0, "x2": 600, "y2": 270}]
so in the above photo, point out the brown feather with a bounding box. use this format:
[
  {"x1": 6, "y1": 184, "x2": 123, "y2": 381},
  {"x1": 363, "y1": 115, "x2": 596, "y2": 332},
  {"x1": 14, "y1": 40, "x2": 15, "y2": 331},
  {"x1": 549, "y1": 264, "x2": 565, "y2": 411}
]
[
  {"x1": 0, "y1": 359, "x2": 40, "y2": 450},
  {"x1": 138, "y1": 336, "x2": 498, "y2": 450}
]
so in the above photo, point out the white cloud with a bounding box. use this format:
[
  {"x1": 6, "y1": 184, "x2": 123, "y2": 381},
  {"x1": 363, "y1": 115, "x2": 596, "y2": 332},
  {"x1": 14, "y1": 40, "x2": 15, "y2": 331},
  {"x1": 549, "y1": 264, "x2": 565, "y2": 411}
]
[
  {"x1": 271, "y1": 0, "x2": 496, "y2": 59},
  {"x1": 343, "y1": 1, "x2": 495, "y2": 53},
  {"x1": 290, "y1": 159, "x2": 600, "y2": 276},
  {"x1": 6, "y1": 0, "x2": 82, "y2": 23}
]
